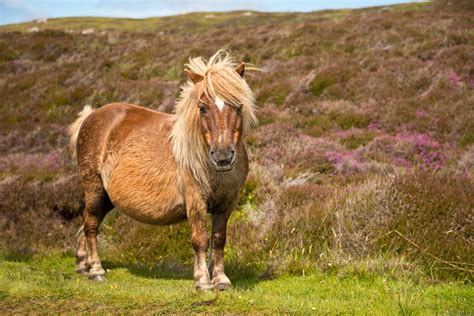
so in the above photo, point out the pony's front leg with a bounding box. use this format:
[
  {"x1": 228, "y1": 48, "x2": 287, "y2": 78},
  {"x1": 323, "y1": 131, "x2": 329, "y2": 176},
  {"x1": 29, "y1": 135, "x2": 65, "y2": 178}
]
[
  {"x1": 209, "y1": 210, "x2": 232, "y2": 290},
  {"x1": 187, "y1": 199, "x2": 212, "y2": 290},
  {"x1": 75, "y1": 227, "x2": 89, "y2": 274}
]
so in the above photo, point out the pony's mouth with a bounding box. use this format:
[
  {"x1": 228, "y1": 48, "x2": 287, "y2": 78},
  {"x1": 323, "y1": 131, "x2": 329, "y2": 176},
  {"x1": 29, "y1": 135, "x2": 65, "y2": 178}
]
[
  {"x1": 210, "y1": 157, "x2": 236, "y2": 172},
  {"x1": 213, "y1": 164, "x2": 234, "y2": 172}
]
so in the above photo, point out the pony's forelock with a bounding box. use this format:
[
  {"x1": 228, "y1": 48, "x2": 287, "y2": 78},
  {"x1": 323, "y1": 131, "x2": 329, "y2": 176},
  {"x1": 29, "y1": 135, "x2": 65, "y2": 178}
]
[{"x1": 170, "y1": 50, "x2": 257, "y2": 193}]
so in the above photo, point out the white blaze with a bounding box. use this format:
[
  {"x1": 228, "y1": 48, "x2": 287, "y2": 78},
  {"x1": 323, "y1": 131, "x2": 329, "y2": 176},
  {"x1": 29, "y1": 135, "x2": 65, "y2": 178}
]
[{"x1": 215, "y1": 96, "x2": 225, "y2": 112}]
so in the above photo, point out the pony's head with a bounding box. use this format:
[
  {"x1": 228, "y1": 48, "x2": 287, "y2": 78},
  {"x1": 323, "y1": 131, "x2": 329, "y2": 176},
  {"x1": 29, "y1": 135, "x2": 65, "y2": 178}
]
[
  {"x1": 194, "y1": 86, "x2": 243, "y2": 171},
  {"x1": 171, "y1": 51, "x2": 257, "y2": 187}
]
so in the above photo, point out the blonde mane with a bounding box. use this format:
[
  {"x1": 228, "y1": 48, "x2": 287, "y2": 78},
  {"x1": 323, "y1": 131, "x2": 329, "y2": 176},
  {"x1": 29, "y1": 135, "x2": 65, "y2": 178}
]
[{"x1": 170, "y1": 50, "x2": 257, "y2": 193}]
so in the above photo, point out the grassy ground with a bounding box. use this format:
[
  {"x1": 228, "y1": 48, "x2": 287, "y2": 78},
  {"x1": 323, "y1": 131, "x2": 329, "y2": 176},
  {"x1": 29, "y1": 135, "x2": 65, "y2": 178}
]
[{"x1": 1, "y1": 252, "x2": 472, "y2": 314}]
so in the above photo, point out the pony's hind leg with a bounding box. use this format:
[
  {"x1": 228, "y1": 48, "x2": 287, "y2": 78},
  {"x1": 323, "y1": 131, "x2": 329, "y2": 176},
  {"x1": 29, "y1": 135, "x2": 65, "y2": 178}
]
[{"x1": 81, "y1": 178, "x2": 114, "y2": 281}]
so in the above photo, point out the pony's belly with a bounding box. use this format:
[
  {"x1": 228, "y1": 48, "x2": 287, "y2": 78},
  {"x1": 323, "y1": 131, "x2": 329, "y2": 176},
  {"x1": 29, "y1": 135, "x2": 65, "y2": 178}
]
[
  {"x1": 117, "y1": 202, "x2": 186, "y2": 225},
  {"x1": 105, "y1": 175, "x2": 187, "y2": 225}
]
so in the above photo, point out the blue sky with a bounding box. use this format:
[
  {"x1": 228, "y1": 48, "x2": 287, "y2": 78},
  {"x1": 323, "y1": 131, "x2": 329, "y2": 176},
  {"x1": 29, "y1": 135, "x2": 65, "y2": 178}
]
[{"x1": 0, "y1": 0, "x2": 423, "y2": 25}]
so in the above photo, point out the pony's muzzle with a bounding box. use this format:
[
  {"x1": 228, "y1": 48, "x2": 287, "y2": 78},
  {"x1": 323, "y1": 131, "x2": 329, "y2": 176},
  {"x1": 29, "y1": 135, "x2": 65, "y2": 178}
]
[{"x1": 210, "y1": 148, "x2": 235, "y2": 171}]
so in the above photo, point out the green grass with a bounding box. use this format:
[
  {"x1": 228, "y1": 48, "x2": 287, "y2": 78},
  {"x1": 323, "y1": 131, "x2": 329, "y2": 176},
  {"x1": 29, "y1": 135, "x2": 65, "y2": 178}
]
[{"x1": 1, "y1": 253, "x2": 472, "y2": 314}]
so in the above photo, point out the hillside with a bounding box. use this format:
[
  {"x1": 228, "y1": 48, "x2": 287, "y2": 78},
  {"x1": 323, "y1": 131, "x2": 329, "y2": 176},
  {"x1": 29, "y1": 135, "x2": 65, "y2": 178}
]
[{"x1": 0, "y1": 2, "x2": 473, "y2": 313}]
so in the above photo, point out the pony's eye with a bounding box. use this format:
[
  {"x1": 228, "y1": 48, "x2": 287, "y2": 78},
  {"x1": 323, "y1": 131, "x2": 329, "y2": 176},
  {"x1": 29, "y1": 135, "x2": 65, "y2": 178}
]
[{"x1": 199, "y1": 106, "x2": 206, "y2": 114}]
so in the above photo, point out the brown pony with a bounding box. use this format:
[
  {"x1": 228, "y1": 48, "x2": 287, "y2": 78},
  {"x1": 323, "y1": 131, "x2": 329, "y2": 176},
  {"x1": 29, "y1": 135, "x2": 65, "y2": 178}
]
[{"x1": 69, "y1": 51, "x2": 257, "y2": 290}]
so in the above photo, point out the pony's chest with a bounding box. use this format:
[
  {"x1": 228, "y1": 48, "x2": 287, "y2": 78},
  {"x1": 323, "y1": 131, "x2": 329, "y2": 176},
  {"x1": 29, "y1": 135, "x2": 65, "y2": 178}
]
[{"x1": 208, "y1": 171, "x2": 246, "y2": 211}]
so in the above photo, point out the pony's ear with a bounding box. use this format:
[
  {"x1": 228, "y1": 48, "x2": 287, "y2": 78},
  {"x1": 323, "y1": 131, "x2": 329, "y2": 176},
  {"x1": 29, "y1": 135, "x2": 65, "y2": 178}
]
[
  {"x1": 185, "y1": 69, "x2": 204, "y2": 84},
  {"x1": 234, "y1": 62, "x2": 245, "y2": 77}
]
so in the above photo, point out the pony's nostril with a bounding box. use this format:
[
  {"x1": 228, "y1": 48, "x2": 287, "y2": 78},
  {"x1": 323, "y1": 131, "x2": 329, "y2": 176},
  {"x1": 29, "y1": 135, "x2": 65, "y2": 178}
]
[{"x1": 211, "y1": 149, "x2": 235, "y2": 167}]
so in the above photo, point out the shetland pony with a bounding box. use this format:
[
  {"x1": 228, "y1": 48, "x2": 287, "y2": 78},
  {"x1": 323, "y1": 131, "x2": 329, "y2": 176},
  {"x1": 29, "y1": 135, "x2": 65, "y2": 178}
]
[{"x1": 69, "y1": 51, "x2": 257, "y2": 290}]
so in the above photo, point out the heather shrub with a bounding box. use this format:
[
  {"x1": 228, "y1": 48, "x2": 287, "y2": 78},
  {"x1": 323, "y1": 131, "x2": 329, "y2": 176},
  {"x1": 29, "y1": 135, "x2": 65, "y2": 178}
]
[
  {"x1": 282, "y1": 135, "x2": 340, "y2": 174},
  {"x1": 360, "y1": 134, "x2": 445, "y2": 169},
  {"x1": 256, "y1": 81, "x2": 293, "y2": 106},
  {"x1": 309, "y1": 74, "x2": 334, "y2": 97},
  {"x1": 309, "y1": 63, "x2": 358, "y2": 100},
  {"x1": 433, "y1": 0, "x2": 474, "y2": 11},
  {"x1": 333, "y1": 111, "x2": 370, "y2": 130},
  {"x1": 223, "y1": 179, "x2": 335, "y2": 277},
  {"x1": 295, "y1": 114, "x2": 333, "y2": 137},
  {"x1": 263, "y1": 182, "x2": 334, "y2": 274},
  {"x1": 253, "y1": 122, "x2": 334, "y2": 173},
  {"x1": 315, "y1": 100, "x2": 372, "y2": 131},
  {"x1": 27, "y1": 30, "x2": 74, "y2": 62},
  {"x1": 457, "y1": 145, "x2": 474, "y2": 177},
  {"x1": 255, "y1": 107, "x2": 280, "y2": 126},
  {"x1": 0, "y1": 150, "x2": 67, "y2": 178},
  {"x1": 0, "y1": 40, "x2": 18, "y2": 63},
  {"x1": 327, "y1": 173, "x2": 473, "y2": 280},
  {"x1": 459, "y1": 122, "x2": 474, "y2": 148},
  {"x1": 379, "y1": 172, "x2": 473, "y2": 279},
  {"x1": 0, "y1": 174, "x2": 83, "y2": 253},
  {"x1": 339, "y1": 129, "x2": 376, "y2": 150},
  {"x1": 325, "y1": 150, "x2": 371, "y2": 174},
  {"x1": 325, "y1": 176, "x2": 395, "y2": 253},
  {"x1": 221, "y1": 172, "x2": 472, "y2": 280},
  {"x1": 227, "y1": 171, "x2": 472, "y2": 280},
  {"x1": 0, "y1": 127, "x2": 69, "y2": 154},
  {"x1": 237, "y1": 176, "x2": 259, "y2": 208}
]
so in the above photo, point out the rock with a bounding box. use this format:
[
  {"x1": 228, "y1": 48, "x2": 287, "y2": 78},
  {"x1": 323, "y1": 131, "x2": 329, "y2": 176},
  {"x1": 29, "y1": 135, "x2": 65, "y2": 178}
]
[{"x1": 81, "y1": 28, "x2": 94, "y2": 35}]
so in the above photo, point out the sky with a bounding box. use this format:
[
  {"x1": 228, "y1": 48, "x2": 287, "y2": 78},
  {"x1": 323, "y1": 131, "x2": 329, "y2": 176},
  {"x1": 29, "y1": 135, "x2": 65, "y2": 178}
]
[{"x1": 0, "y1": 0, "x2": 424, "y2": 25}]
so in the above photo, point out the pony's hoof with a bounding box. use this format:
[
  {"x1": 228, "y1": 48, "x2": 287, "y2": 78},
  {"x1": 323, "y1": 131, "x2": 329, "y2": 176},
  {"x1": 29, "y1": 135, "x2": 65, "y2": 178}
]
[
  {"x1": 211, "y1": 274, "x2": 231, "y2": 291},
  {"x1": 213, "y1": 282, "x2": 232, "y2": 291},
  {"x1": 89, "y1": 274, "x2": 106, "y2": 282}
]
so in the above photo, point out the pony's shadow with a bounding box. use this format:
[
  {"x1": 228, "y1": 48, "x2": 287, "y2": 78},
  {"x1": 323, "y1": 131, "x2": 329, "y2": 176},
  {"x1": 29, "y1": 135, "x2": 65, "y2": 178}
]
[
  {"x1": 101, "y1": 259, "x2": 263, "y2": 290},
  {"x1": 102, "y1": 259, "x2": 191, "y2": 281}
]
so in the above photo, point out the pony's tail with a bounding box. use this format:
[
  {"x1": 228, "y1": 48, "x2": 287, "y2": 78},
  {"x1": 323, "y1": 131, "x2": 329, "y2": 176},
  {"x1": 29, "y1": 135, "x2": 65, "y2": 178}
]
[{"x1": 68, "y1": 105, "x2": 94, "y2": 159}]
